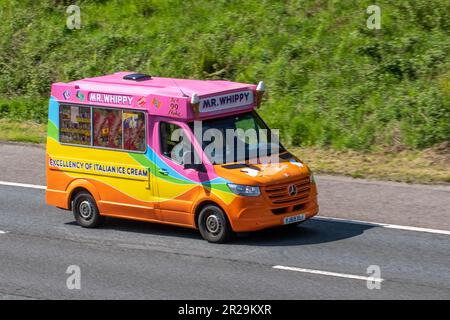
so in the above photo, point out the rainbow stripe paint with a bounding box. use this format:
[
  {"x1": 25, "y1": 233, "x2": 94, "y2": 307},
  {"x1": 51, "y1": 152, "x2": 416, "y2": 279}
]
[{"x1": 47, "y1": 96, "x2": 236, "y2": 209}]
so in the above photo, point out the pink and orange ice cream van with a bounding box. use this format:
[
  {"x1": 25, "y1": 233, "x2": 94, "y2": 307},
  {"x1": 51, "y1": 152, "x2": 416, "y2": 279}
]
[{"x1": 46, "y1": 72, "x2": 318, "y2": 243}]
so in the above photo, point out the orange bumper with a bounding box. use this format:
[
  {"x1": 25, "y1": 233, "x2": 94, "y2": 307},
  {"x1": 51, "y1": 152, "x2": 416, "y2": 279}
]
[{"x1": 225, "y1": 191, "x2": 319, "y2": 232}]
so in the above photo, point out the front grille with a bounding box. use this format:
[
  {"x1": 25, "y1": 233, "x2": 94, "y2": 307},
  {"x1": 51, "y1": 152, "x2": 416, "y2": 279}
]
[{"x1": 264, "y1": 177, "x2": 311, "y2": 206}]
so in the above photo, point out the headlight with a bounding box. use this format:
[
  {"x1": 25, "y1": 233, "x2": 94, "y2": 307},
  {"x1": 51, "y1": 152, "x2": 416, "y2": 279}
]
[{"x1": 227, "y1": 183, "x2": 260, "y2": 197}]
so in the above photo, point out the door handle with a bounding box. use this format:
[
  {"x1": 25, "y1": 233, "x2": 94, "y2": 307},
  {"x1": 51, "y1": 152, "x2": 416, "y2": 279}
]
[
  {"x1": 158, "y1": 168, "x2": 169, "y2": 176},
  {"x1": 146, "y1": 167, "x2": 151, "y2": 190}
]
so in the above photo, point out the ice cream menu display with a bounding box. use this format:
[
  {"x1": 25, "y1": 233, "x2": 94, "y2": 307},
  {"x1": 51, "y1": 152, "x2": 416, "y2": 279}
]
[
  {"x1": 93, "y1": 108, "x2": 122, "y2": 149},
  {"x1": 123, "y1": 112, "x2": 145, "y2": 151},
  {"x1": 59, "y1": 105, "x2": 92, "y2": 145}
]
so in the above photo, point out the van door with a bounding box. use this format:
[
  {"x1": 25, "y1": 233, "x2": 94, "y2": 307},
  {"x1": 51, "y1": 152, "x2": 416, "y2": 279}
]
[{"x1": 150, "y1": 118, "x2": 204, "y2": 227}]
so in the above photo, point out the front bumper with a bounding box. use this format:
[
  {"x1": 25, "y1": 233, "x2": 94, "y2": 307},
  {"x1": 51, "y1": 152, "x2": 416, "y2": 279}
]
[{"x1": 227, "y1": 193, "x2": 319, "y2": 232}]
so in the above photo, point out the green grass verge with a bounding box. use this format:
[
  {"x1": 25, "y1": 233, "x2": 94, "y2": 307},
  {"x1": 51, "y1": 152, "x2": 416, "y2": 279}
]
[{"x1": 0, "y1": 119, "x2": 46, "y2": 144}]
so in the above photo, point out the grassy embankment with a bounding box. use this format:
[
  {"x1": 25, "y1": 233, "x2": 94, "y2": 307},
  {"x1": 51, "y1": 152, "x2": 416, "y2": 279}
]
[{"x1": 0, "y1": 0, "x2": 448, "y2": 183}]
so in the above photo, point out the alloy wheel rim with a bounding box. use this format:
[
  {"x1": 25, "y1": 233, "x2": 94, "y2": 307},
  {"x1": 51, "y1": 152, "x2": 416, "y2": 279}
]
[
  {"x1": 79, "y1": 200, "x2": 93, "y2": 219},
  {"x1": 205, "y1": 214, "x2": 221, "y2": 234}
]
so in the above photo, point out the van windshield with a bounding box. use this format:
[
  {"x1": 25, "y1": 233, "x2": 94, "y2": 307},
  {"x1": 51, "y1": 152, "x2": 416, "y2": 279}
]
[{"x1": 188, "y1": 111, "x2": 285, "y2": 165}]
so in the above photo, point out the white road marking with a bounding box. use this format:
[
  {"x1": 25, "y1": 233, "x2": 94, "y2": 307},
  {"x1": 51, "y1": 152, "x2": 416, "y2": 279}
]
[
  {"x1": 273, "y1": 265, "x2": 384, "y2": 282},
  {"x1": 0, "y1": 181, "x2": 46, "y2": 190},
  {"x1": 0, "y1": 230, "x2": 8, "y2": 234},
  {"x1": 312, "y1": 216, "x2": 450, "y2": 236},
  {"x1": 0, "y1": 180, "x2": 448, "y2": 236}
]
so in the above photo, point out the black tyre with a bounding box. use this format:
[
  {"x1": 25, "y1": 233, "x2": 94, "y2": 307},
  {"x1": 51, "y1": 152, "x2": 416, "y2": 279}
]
[
  {"x1": 197, "y1": 205, "x2": 233, "y2": 243},
  {"x1": 72, "y1": 191, "x2": 105, "y2": 228}
]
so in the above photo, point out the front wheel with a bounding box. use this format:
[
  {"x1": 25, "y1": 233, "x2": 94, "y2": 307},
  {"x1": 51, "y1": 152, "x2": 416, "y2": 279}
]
[
  {"x1": 72, "y1": 191, "x2": 105, "y2": 228},
  {"x1": 198, "y1": 205, "x2": 233, "y2": 243}
]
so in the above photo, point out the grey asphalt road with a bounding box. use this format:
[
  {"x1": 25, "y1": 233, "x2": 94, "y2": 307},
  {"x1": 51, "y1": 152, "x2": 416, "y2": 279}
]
[
  {"x1": 0, "y1": 185, "x2": 449, "y2": 299},
  {"x1": 0, "y1": 142, "x2": 449, "y2": 299}
]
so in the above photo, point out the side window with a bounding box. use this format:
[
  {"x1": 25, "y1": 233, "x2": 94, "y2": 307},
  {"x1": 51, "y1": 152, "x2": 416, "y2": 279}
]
[
  {"x1": 161, "y1": 122, "x2": 195, "y2": 165},
  {"x1": 123, "y1": 111, "x2": 146, "y2": 151},
  {"x1": 59, "y1": 105, "x2": 91, "y2": 145},
  {"x1": 160, "y1": 122, "x2": 183, "y2": 164},
  {"x1": 59, "y1": 105, "x2": 146, "y2": 152},
  {"x1": 93, "y1": 108, "x2": 122, "y2": 149}
]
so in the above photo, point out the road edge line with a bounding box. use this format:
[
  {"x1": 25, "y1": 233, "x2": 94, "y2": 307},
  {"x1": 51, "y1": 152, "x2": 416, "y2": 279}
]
[
  {"x1": 312, "y1": 216, "x2": 450, "y2": 236},
  {"x1": 273, "y1": 265, "x2": 384, "y2": 282},
  {"x1": 0, "y1": 181, "x2": 46, "y2": 190}
]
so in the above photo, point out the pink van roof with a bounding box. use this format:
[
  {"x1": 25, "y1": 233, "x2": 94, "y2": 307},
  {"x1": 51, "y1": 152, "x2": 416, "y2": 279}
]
[
  {"x1": 51, "y1": 72, "x2": 258, "y2": 120},
  {"x1": 70, "y1": 72, "x2": 254, "y2": 97}
]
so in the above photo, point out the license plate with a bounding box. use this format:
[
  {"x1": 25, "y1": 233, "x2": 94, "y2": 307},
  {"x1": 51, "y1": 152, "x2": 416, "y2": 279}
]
[{"x1": 284, "y1": 214, "x2": 306, "y2": 225}]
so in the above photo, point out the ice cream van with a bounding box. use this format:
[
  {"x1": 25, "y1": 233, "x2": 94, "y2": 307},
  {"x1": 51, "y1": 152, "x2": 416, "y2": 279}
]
[{"x1": 46, "y1": 72, "x2": 318, "y2": 243}]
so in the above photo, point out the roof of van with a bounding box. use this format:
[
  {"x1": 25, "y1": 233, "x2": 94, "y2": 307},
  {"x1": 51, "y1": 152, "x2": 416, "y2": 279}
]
[
  {"x1": 52, "y1": 72, "x2": 258, "y2": 120},
  {"x1": 67, "y1": 72, "x2": 253, "y2": 98}
]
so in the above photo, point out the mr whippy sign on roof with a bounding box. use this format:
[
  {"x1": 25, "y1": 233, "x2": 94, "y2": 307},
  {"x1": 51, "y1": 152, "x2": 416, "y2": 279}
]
[{"x1": 51, "y1": 72, "x2": 264, "y2": 120}]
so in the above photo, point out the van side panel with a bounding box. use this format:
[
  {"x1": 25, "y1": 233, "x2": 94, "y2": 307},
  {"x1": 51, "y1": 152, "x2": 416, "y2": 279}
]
[
  {"x1": 45, "y1": 97, "x2": 239, "y2": 228},
  {"x1": 46, "y1": 97, "x2": 158, "y2": 220}
]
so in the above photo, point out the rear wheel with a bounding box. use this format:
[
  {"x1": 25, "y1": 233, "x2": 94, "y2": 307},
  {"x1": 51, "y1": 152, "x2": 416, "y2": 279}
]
[
  {"x1": 72, "y1": 191, "x2": 104, "y2": 228},
  {"x1": 198, "y1": 205, "x2": 233, "y2": 243}
]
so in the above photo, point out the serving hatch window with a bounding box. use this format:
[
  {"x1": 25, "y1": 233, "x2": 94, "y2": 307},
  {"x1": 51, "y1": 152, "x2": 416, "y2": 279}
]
[
  {"x1": 93, "y1": 108, "x2": 122, "y2": 149},
  {"x1": 59, "y1": 104, "x2": 146, "y2": 152},
  {"x1": 123, "y1": 111, "x2": 146, "y2": 151}
]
